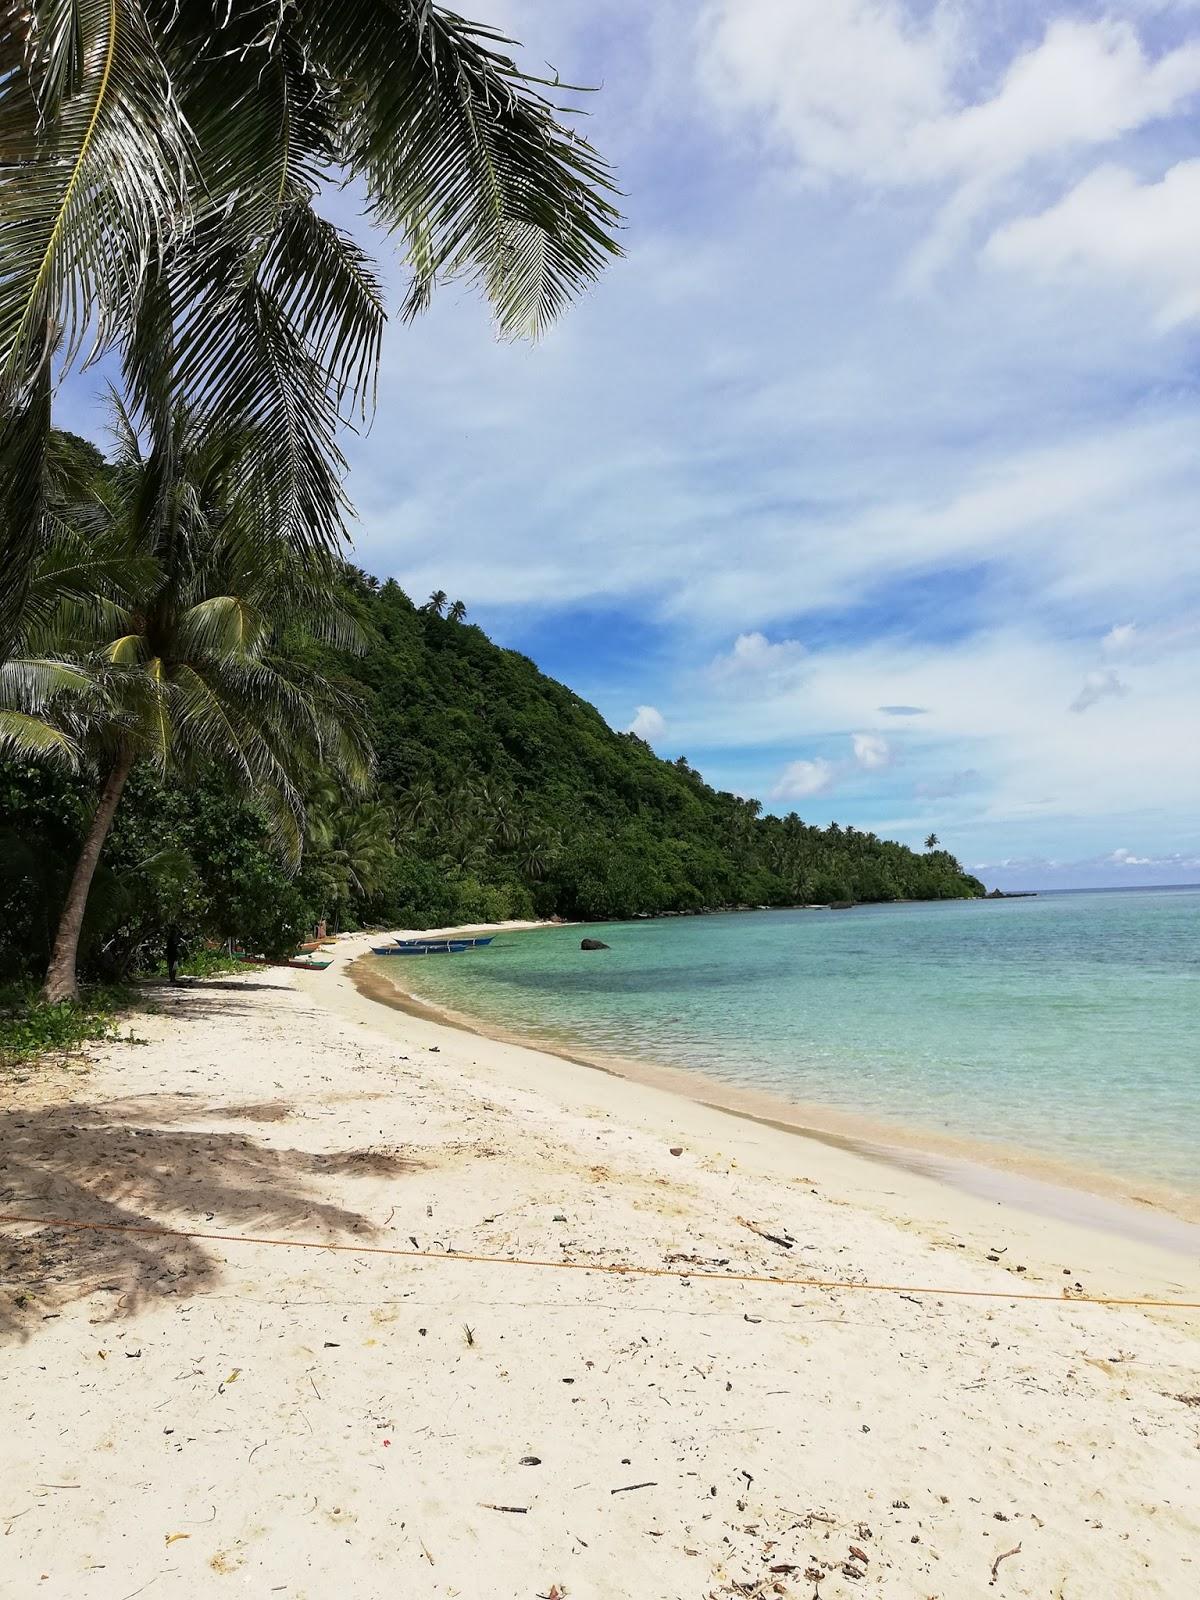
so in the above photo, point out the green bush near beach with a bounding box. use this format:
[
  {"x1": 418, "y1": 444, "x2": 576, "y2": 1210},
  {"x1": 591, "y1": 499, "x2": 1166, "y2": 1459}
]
[{"x1": 0, "y1": 984, "x2": 132, "y2": 1068}]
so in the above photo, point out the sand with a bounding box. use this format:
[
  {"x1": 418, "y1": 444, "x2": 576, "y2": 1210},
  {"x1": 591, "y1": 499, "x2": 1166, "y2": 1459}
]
[{"x1": 2, "y1": 927, "x2": 1198, "y2": 1599}]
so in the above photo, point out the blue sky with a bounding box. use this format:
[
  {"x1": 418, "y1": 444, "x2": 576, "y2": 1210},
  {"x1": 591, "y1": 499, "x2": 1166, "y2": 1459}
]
[{"x1": 63, "y1": 1, "x2": 1200, "y2": 890}]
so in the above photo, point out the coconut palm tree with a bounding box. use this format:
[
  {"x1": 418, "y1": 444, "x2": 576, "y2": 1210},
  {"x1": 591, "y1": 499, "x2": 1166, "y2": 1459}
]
[
  {"x1": 447, "y1": 599, "x2": 468, "y2": 623},
  {"x1": 516, "y1": 828, "x2": 558, "y2": 883},
  {"x1": 396, "y1": 777, "x2": 442, "y2": 834},
  {"x1": 0, "y1": 2, "x2": 622, "y2": 649},
  {"x1": 925, "y1": 833, "x2": 940, "y2": 850},
  {"x1": 0, "y1": 429, "x2": 147, "y2": 768},
  {"x1": 32, "y1": 401, "x2": 372, "y2": 1002},
  {"x1": 423, "y1": 591, "x2": 449, "y2": 617},
  {"x1": 306, "y1": 791, "x2": 396, "y2": 929}
]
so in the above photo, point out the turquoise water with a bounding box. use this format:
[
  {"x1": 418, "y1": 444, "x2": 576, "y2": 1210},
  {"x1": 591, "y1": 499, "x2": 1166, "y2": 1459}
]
[{"x1": 370, "y1": 889, "x2": 1200, "y2": 1198}]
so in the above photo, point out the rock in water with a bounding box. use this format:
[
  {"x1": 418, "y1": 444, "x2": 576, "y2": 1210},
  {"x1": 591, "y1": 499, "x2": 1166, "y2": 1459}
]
[{"x1": 580, "y1": 937, "x2": 610, "y2": 951}]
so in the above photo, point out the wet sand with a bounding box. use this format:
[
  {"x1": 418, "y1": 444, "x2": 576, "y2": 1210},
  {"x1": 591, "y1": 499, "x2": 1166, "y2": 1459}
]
[{"x1": 355, "y1": 939, "x2": 1200, "y2": 1252}]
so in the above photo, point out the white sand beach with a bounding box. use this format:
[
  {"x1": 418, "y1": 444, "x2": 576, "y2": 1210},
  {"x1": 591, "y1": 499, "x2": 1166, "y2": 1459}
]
[{"x1": 3, "y1": 929, "x2": 1198, "y2": 1599}]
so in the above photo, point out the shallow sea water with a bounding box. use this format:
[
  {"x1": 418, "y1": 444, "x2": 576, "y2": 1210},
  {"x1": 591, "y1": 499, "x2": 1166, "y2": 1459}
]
[{"x1": 368, "y1": 887, "x2": 1200, "y2": 1198}]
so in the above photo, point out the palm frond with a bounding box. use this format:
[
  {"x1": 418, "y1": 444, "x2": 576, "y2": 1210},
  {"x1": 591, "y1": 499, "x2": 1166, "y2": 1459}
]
[
  {"x1": 24, "y1": 521, "x2": 152, "y2": 618},
  {"x1": 0, "y1": 646, "x2": 98, "y2": 771},
  {"x1": 305, "y1": 2, "x2": 622, "y2": 337},
  {"x1": 176, "y1": 594, "x2": 269, "y2": 658},
  {"x1": 254, "y1": 781, "x2": 305, "y2": 867},
  {"x1": 0, "y1": 707, "x2": 82, "y2": 767},
  {"x1": 168, "y1": 659, "x2": 307, "y2": 860},
  {"x1": 168, "y1": 659, "x2": 276, "y2": 783},
  {"x1": 168, "y1": 264, "x2": 350, "y2": 555},
  {"x1": 0, "y1": 0, "x2": 193, "y2": 390},
  {"x1": 266, "y1": 203, "x2": 386, "y2": 415},
  {"x1": 4, "y1": 0, "x2": 620, "y2": 647},
  {"x1": 0, "y1": 363, "x2": 50, "y2": 652},
  {"x1": 0, "y1": 654, "x2": 97, "y2": 707},
  {"x1": 102, "y1": 632, "x2": 144, "y2": 665}
]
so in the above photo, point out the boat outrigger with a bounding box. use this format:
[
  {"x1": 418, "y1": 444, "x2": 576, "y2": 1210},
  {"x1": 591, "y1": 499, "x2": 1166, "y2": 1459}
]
[
  {"x1": 236, "y1": 953, "x2": 334, "y2": 971},
  {"x1": 371, "y1": 934, "x2": 470, "y2": 947},
  {"x1": 370, "y1": 934, "x2": 495, "y2": 956}
]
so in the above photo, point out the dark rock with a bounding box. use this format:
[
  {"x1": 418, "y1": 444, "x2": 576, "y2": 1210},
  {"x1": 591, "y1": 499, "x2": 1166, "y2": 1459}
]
[{"x1": 580, "y1": 937, "x2": 610, "y2": 951}]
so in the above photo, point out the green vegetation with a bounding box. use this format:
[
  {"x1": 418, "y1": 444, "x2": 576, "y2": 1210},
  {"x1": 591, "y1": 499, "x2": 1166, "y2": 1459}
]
[
  {"x1": 0, "y1": 554, "x2": 983, "y2": 995},
  {"x1": 6, "y1": 408, "x2": 372, "y2": 1002},
  {"x1": 322, "y1": 571, "x2": 985, "y2": 922},
  {"x1": 0, "y1": 983, "x2": 132, "y2": 1069}
]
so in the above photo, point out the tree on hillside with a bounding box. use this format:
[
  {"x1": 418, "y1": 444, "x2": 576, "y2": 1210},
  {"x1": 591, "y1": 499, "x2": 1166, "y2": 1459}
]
[
  {"x1": 925, "y1": 833, "x2": 940, "y2": 849},
  {"x1": 517, "y1": 829, "x2": 558, "y2": 883},
  {"x1": 447, "y1": 599, "x2": 468, "y2": 623},
  {"x1": 29, "y1": 403, "x2": 371, "y2": 1002},
  {"x1": 306, "y1": 797, "x2": 396, "y2": 931},
  {"x1": 0, "y1": 2, "x2": 622, "y2": 650},
  {"x1": 423, "y1": 591, "x2": 449, "y2": 617},
  {"x1": 396, "y1": 778, "x2": 442, "y2": 832}
]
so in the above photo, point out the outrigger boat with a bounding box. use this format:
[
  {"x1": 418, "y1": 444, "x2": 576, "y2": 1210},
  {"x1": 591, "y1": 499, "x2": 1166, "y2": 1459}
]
[
  {"x1": 370, "y1": 939, "x2": 473, "y2": 956},
  {"x1": 369, "y1": 933, "x2": 495, "y2": 956}
]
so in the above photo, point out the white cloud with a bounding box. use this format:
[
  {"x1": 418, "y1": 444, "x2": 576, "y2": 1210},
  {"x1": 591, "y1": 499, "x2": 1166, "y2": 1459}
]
[
  {"x1": 711, "y1": 631, "x2": 807, "y2": 682},
  {"x1": 699, "y1": 7, "x2": 1200, "y2": 193},
  {"x1": 852, "y1": 732, "x2": 892, "y2": 769},
  {"x1": 972, "y1": 847, "x2": 1200, "y2": 889},
  {"x1": 658, "y1": 415, "x2": 1200, "y2": 630},
  {"x1": 658, "y1": 615, "x2": 1200, "y2": 841},
  {"x1": 628, "y1": 704, "x2": 667, "y2": 741},
  {"x1": 987, "y1": 161, "x2": 1200, "y2": 327},
  {"x1": 699, "y1": 0, "x2": 953, "y2": 184},
  {"x1": 770, "y1": 757, "x2": 836, "y2": 800},
  {"x1": 913, "y1": 21, "x2": 1200, "y2": 185},
  {"x1": 1103, "y1": 622, "x2": 1138, "y2": 655},
  {"x1": 768, "y1": 733, "x2": 896, "y2": 802},
  {"x1": 1069, "y1": 668, "x2": 1128, "y2": 713}
]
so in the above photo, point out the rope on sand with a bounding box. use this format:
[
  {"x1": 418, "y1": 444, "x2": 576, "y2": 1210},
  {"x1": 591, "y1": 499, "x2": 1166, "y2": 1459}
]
[{"x1": 2, "y1": 1212, "x2": 1198, "y2": 1311}]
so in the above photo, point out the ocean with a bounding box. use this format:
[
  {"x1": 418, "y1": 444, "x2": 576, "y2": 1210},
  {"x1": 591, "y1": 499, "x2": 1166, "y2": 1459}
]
[{"x1": 366, "y1": 887, "x2": 1200, "y2": 1207}]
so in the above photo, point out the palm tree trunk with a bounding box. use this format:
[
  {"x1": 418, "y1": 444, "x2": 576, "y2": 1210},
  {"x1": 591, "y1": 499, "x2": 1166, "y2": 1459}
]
[{"x1": 42, "y1": 747, "x2": 135, "y2": 1003}]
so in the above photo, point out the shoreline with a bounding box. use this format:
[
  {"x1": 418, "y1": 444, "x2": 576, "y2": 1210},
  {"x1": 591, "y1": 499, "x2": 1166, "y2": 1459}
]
[
  {"x1": 348, "y1": 928, "x2": 1200, "y2": 1255},
  {"x1": 6, "y1": 934, "x2": 1200, "y2": 1597},
  {"x1": 302, "y1": 930, "x2": 1200, "y2": 1305}
]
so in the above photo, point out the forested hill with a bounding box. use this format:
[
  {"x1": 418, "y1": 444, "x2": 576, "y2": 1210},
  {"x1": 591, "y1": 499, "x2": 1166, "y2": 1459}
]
[
  {"x1": 320, "y1": 569, "x2": 985, "y2": 922},
  {"x1": 0, "y1": 563, "x2": 983, "y2": 982}
]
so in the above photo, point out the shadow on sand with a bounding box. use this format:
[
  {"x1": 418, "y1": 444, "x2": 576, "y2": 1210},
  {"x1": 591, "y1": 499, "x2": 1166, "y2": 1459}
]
[{"x1": 0, "y1": 1092, "x2": 415, "y2": 1342}]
